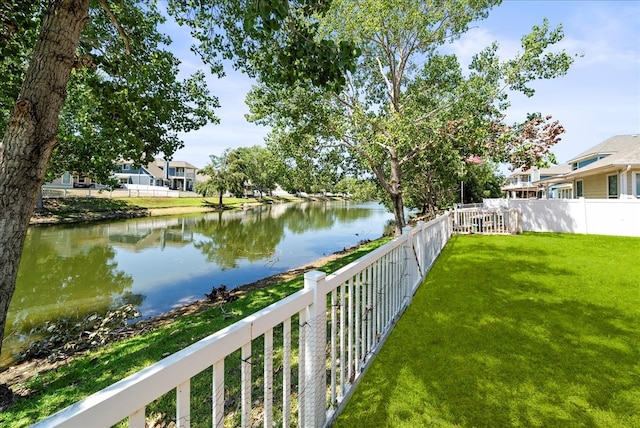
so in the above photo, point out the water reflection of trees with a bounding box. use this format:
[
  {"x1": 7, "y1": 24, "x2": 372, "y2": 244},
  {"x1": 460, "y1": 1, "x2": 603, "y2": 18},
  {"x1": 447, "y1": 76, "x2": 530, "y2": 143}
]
[
  {"x1": 192, "y1": 209, "x2": 286, "y2": 270},
  {"x1": 7, "y1": 229, "x2": 135, "y2": 334},
  {"x1": 192, "y1": 202, "x2": 377, "y2": 268},
  {"x1": 280, "y1": 202, "x2": 374, "y2": 234}
]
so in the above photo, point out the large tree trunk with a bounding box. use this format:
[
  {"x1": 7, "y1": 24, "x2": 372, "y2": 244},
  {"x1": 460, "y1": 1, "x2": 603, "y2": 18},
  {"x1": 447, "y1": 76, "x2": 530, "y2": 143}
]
[
  {"x1": 369, "y1": 149, "x2": 406, "y2": 236},
  {"x1": 0, "y1": 0, "x2": 90, "y2": 357},
  {"x1": 389, "y1": 153, "x2": 406, "y2": 235}
]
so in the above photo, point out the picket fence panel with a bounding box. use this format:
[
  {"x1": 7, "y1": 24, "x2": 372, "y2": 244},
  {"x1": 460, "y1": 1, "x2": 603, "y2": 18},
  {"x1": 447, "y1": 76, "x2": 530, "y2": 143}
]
[{"x1": 33, "y1": 214, "x2": 453, "y2": 428}]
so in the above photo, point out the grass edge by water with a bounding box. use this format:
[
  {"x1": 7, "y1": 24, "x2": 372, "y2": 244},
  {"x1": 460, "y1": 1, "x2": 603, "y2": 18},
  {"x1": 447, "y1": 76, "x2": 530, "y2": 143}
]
[{"x1": 0, "y1": 236, "x2": 391, "y2": 426}]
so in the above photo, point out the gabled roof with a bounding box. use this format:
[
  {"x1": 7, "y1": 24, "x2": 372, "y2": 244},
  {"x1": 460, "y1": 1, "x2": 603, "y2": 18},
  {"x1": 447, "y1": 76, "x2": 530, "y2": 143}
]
[
  {"x1": 566, "y1": 134, "x2": 640, "y2": 163},
  {"x1": 538, "y1": 164, "x2": 572, "y2": 176},
  {"x1": 565, "y1": 144, "x2": 640, "y2": 178},
  {"x1": 507, "y1": 164, "x2": 571, "y2": 181},
  {"x1": 168, "y1": 160, "x2": 199, "y2": 169},
  {"x1": 153, "y1": 158, "x2": 199, "y2": 170},
  {"x1": 533, "y1": 164, "x2": 573, "y2": 185},
  {"x1": 144, "y1": 161, "x2": 166, "y2": 179},
  {"x1": 506, "y1": 168, "x2": 533, "y2": 179}
]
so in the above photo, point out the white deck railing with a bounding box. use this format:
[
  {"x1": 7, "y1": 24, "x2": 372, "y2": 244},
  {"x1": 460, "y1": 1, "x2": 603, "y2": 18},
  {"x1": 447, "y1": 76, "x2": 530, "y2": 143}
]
[
  {"x1": 33, "y1": 214, "x2": 452, "y2": 428},
  {"x1": 452, "y1": 207, "x2": 520, "y2": 235}
]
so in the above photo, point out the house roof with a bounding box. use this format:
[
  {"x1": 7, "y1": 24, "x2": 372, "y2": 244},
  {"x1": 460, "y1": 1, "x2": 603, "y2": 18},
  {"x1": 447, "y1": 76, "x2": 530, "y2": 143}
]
[
  {"x1": 533, "y1": 164, "x2": 574, "y2": 185},
  {"x1": 168, "y1": 160, "x2": 199, "y2": 169},
  {"x1": 538, "y1": 164, "x2": 572, "y2": 176},
  {"x1": 566, "y1": 134, "x2": 640, "y2": 164},
  {"x1": 153, "y1": 158, "x2": 199, "y2": 170},
  {"x1": 144, "y1": 161, "x2": 166, "y2": 179},
  {"x1": 505, "y1": 168, "x2": 533, "y2": 179},
  {"x1": 564, "y1": 143, "x2": 640, "y2": 178}
]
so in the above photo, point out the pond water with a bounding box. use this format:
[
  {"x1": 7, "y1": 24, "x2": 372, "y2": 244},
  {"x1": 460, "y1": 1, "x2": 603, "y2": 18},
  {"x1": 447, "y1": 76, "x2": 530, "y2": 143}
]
[{"x1": 1, "y1": 201, "x2": 393, "y2": 366}]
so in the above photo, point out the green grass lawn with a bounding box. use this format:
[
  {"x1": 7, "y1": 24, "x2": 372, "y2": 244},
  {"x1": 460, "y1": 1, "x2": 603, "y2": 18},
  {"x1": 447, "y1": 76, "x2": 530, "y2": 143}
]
[{"x1": 335, "y1": 233, "x2": 640, "y2": 428}]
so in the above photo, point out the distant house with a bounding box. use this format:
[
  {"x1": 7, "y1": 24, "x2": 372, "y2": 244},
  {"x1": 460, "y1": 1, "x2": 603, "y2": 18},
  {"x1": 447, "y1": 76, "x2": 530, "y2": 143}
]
[
  {"x1": 533, "y1": 164, "x2": 573, "y2": 199},
  {"x1": 113, "y1": 158, "x2": 198, "y2": 191},
  {"x1": 562, "y1": 135, "x2": 640, "y2": 199},
  {"x1": 502, "y1": 165, "x2": 573, "y2": 199},
  {"x1": 46, "y1": 158, "x2": 199, "y2": 191},
  {"x1": 502, "y1": 134, "x2": 640, "y2": 200},
  {"x1": 502, "y1": 169, "x2": 540, "y2": 199},
  {"x1": 160, "y1": 159, "x2": 198, "y2": 191},
  {"x1": 45, "y1": 172, "x2": 96, "y2": 189}
]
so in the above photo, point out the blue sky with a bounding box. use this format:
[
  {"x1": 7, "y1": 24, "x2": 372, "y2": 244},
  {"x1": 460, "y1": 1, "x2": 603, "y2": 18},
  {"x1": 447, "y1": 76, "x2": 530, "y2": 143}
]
[{"x1": 166, "y1": 0, "x2": 640, "y2": 170}]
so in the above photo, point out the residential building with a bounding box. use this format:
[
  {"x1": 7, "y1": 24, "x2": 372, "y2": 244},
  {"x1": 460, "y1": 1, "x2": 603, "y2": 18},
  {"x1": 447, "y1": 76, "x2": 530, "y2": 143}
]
[
  {"x1": 504, "y1": 134, "x2": 640, "y2": 200},
  {"x1": 503, "y1": 165, "x2": 574, "y2": 199},
  {"x1": 502, "y1": 168, "x2": 540, "y2": 199},
  {"x1": 562, "y1": 134, "x2": 640, "y2": 199},
  {"x1": 113, "y1": 158, "x2": 198, "y2": 191},
  {"x1": 45, "y1": 172, "x2": 95, "y2": 189},
  {"x1": 45, "y1": 158, "x2": 199, "y2": 191},
  {"x1": 533, "y1": 164, "x2": 573, "y2": 199}
]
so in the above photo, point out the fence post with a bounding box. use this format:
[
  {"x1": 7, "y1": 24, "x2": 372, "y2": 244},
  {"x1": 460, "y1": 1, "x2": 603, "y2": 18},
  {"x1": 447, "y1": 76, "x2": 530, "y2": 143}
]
[
  {"x1": 303, "y1": 270, "x2": 327, "y2": 427},
  {"x1": 401, "y1": 226, "x2": 417, "y2": 301}
]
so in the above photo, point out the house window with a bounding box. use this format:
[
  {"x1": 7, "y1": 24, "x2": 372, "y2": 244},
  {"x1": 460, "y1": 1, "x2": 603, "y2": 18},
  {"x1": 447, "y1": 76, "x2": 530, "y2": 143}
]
[
  {"x1": 576, "y1": 180, "x2": 583, "y2": 198},
  {"x1": 634, "y1": 173, "x2": 640, "y2": 198},
  {"x1": 607, "y1": 174, "x2": 618, "y2": 199}
]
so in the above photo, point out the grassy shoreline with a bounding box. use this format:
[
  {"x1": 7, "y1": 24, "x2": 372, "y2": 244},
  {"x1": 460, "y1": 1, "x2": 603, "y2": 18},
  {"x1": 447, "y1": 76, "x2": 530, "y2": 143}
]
[
  {"x1": 29, "y1": 195, "x2": 308, "y2": 225},
  {"x1": 0, "y1": 233, "x2": 390, "y2": 426}
]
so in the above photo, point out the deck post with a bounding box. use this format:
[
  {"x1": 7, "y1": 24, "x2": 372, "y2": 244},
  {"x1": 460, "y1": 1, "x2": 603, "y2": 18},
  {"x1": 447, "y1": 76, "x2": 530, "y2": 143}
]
[{"x1": 303, "y1": 270, "x2": 328, "y2": 427}]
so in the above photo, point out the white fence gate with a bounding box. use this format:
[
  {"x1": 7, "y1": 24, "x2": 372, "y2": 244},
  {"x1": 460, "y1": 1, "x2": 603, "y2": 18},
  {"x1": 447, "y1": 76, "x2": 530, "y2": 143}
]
[
  {"x1": 452, "y1": 207, "x2": 521, "y2": 235},
  {"x1": 33, "y1": 214, "x2": 453, "y2": 428}
]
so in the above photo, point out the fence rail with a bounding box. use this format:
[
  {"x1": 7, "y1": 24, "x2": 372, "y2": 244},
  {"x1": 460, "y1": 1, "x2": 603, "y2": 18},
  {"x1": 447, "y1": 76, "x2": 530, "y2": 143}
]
[
  {"x1": 452, "y1": 208, "x2": 520, "y2": 235},
  {"x1": 41, "y1": 187, "x2": 197, "y2": 199},
  {"x1": 33, "y1": 214, "x2": 452, "y2": 428}
]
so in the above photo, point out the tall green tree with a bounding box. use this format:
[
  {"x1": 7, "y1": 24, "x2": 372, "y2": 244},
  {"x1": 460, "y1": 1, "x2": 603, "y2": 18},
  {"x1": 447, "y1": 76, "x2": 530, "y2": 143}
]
[
  {"x1": 47, "y1": 2, "x2": 218, "y2": 186},
  {"x1": 461, "y1": 162, "x2": 504, "y2": 204},
  {"x1": 195, "y1": 149, "x2": 246, "y2": 205},
  {"x1": 0, "y1": 0, "x2": 358, "y2": 382},
  {"x1": 334, "y1": 177, "x2": 378, "y2": 201},
  {"x1": 0, "y1": 1, "x2": 218, "y2": 373},
  {"x1": 248, "y1": 0, "x2": 574, "y2": 235},
  {"x1": 236, "y1": 146, "x2": 280, "y2": 199}
]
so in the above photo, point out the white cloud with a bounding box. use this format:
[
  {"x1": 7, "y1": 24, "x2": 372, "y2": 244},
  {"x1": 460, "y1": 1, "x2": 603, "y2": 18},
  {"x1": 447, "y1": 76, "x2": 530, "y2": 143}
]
[{"x1": 452, "y1": 1, "x2": 640, "y2": 165}]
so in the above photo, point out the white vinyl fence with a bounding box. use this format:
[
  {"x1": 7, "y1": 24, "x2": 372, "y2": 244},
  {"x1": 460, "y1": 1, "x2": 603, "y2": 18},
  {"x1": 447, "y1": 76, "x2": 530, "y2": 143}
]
[
  {"x1": 41, "y1": 187, "x2": 193, "y2": 199},
  {"x1": 33, "y1": 214, "x2": 453, "y2": 428},
  {"x1": 483, "y1": 198, "x2": 640, "y2": 237}
]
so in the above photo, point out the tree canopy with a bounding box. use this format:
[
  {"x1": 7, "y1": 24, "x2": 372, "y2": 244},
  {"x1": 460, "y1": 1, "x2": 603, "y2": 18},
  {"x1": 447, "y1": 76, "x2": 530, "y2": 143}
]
[
  {"x1": 1, "y1": 1, "x2": 218, "y2": 186},
  {"x1": 247, "y1": 0, "x2": 575, "y2": 233},
  {"x1": 0, "y1": 0, "x2": 360, "y2": 386}
]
